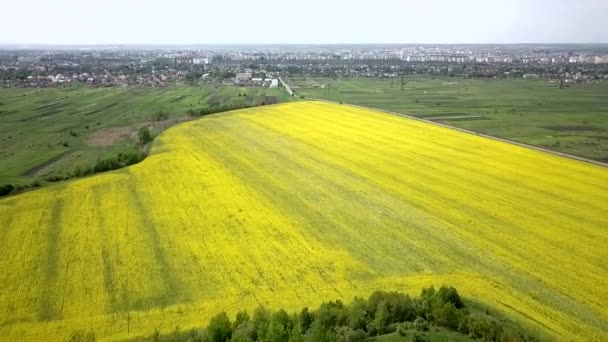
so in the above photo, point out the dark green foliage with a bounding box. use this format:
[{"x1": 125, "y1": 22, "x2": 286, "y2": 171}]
[
  {"x1": 68, "y1": 149, "x2": 145, "y2": 179},
  {"x1": 298, "y1": 307, "x2": 313, "y2": 333},
  {"x1": 146, "y1": 286, "x2": 538, "y2": 342},
  {"x1": 266, "y1": 309, "x2": 292, "y2": 342},
  {"x1": 0, "y1": 184, "x2": 15, "y2": 196},
  {"x1": 409, "y1": 331, "x2": 427, "y2": 342},
  {"x1": 232, "y1": 318, "x2": 256, "y2": 342},
  {"x1": 436, "y1": 286, "x2": 465, "y2": 309},
  {"x1": 138, "y1": 127, "x2": 152, "y2": 144},
  {"x1": 155, "y1": 111, "x2": 169, "y2": 121},
  {"x1": 207, "y1": 312, "x2": 232, "y2": 342},
  {"x1": 90, "y1": 150, "x2": 144, "y2": 173},
  {"x1": 189, "y1": 102, "x2": 256, "y2": 117},
  {"x1": 348, "y1": 298, "x2": 368, "y2": 331},
  {"x1": 252, "y1": 307, "x2": 271, "y2": 341},
  {"x1": 311, "y1": 300, "x2": 348, "y2": 340},
  {"x1": 334, "y1": 326, "x2": 368, "y2": 342},
  {"x1": 0, "y1": 182, "x2": 41, "y2": 197},
  {"x1": 372, "y1": 301, "x2": 390, "y2": 335},
  {"x1": 413, "y1": 317, "x2": 429, "y2": 332}
]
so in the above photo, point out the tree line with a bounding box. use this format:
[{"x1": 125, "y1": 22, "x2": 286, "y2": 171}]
[{"x1": 139, "y1": 286, "x2": 541, "y2": 342}]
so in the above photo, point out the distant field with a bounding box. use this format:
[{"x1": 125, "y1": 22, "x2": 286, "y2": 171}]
[
  {"x1": 0, "y1": 102, "x2": 606, "y2": 341},
  {"x1": 288, "y1": 76, "x2": 608, "y2": 162},
  {"x1": 0, "y1": 86, "x2": 288, "y2": 185}
]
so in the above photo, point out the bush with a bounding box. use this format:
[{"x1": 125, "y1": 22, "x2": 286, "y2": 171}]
[
  {"x1": 138, "y1": 127, "x2": 152, "y2": 144},
  {"x1": 207, "y1": 312, "x2": 232, "y2": 342},
  {"x1": 155, "y1": 111, "x2": 169, "y2": 121},
  {"x1": 413, "y1": 317, "x2": 429, "y2": 332},
  {"x1": 334, "y1": 326, "x2": 367, "y2": 342},
  {"x1": 409, "y1": 331, "x2": 427, "y2": 342},
  {"x1": 0, "y1": 184, "x2": 15, "y2": 196}
]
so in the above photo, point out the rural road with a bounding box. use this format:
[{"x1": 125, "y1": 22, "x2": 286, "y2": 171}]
[{"x1": 279, "y1": 77, "x2": 294, "y2": 96}]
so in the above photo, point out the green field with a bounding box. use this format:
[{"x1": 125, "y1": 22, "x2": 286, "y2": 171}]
[
  {"x1": 288, "y1": 76, "x2": 608, "y2": 162},
  {"x1": 0, "y1": 86, "x2": 289, "y2": 185}
]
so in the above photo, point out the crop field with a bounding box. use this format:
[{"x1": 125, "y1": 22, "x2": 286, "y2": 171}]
[
  {"x1": 0, "y1": 102, "x2": 607, "y2": 340},
  {"x1": 288, "y1": 76, "x2": 608, "y2": 162},
  {"x1": 0, "y1": 86, "x2": 287, "y2": 185}
]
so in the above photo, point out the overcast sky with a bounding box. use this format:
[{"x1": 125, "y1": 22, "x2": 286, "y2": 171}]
[{"x1": 3, "y1": 0, "x2": 608, "y2": 45}]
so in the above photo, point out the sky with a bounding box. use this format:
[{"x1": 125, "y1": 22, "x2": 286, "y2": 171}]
[{"x1": 3, "y1": 0, "x2": 608, "y2": 45}]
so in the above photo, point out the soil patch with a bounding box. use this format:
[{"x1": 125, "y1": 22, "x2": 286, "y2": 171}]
[{"x1": 87, "y1": 127, "x2": 131, "y2": 146}]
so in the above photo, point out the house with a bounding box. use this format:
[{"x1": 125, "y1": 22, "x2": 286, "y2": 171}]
[{"x1": 235, "y1": 72, "x2": 252, "y2": 87}]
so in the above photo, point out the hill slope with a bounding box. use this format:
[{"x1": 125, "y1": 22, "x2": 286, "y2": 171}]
[{"x1": 0, "y1": 101, "x2": 606, "y2": 340}]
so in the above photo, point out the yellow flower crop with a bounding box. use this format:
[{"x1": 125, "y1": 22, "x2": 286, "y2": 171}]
[{"x1": 0, "y1": 101, "x2": 606, "y2": 341}]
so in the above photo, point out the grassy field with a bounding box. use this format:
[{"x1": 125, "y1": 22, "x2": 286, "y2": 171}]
[
  {"x1": 288, "y1": 76, "x2": 608, "y2": 162},
  {"x1": 0, "y1": 86, "x2": 288, "y2": 186},
  {"x1": 0, "y1": 102, "x2": 606, "y2": 341}
]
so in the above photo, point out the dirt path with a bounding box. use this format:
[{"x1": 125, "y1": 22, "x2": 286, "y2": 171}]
[
  {"x1": 279, "y1": 77, "x2": 294, "y2": 96},
  {"x1": 21, "y1": 150, "x2": 72, "y2": 176},
  {"x1": 309, "y1": 98, "x2": 608, "y2": 168}
]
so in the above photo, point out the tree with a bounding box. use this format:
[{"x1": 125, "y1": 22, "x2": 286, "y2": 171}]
[
  {"x1": 231, "y1": 311, "x2": 255, "y2": 342},
  {"x1": 437, "y1": 303, "x2": 460, "y2": 330},
  {"x1": 233, "y1": 311, "x2": 251, "y2": 330},
  {"x1": 372, "y1": 301, "x2": 390, "y2": 335},
  {"x1": 266, "y1": 309, "x2": 292, "y2": 342},
  {"x1": 348, "y1": 298, "x2": 367, "y2": 331},
  {"x1": 138, "y1": 127, "x2": 152, "y2": 144},
  {"x1": 334, "y1": 326, "x2": 367, "y2": 342},
  {"x1": 207, "y1": 312, "x2": 233, "y2": 342},
  {"x1": 252, "y1": 307, "x2": 271, "y2": 340},
  {"x1": 231, "y1": 321, "x2": 255, "y2": 342},
  {"x1": 436, "y1": 286, "x2": 464, "y2": 309}
]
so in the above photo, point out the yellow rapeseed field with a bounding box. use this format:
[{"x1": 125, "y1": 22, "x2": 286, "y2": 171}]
[{"x1": 0, "y1": 101, "x2": 606, "y2": 341}]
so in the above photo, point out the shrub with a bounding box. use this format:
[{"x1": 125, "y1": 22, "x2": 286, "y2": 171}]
[
  {"x1": 207, "y1": 312, "x2": 232, "y2": 342},
  {"x1": 334, "y1": 326, "x2": 367, "y2": 342},
  {"x1": 138, "y1": 127, "x2": 152, "y2": 144},
  {"x1": 413, "y1": 317, "x2": 429, "y2": 332},
  {"x1": 0, "y1": 184, "x2": 15, "y2": 196},
  {"x1": 409, "y1": 331, "x2": 427, "y2": 342},
  {"x1": 155, "y1": 111, "x2": 169, "y2": 121}
]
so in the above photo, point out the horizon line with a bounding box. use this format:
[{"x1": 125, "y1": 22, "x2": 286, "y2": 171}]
[{"x1": 2, "y1": 42, "x2": 608, "y2": 47}]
